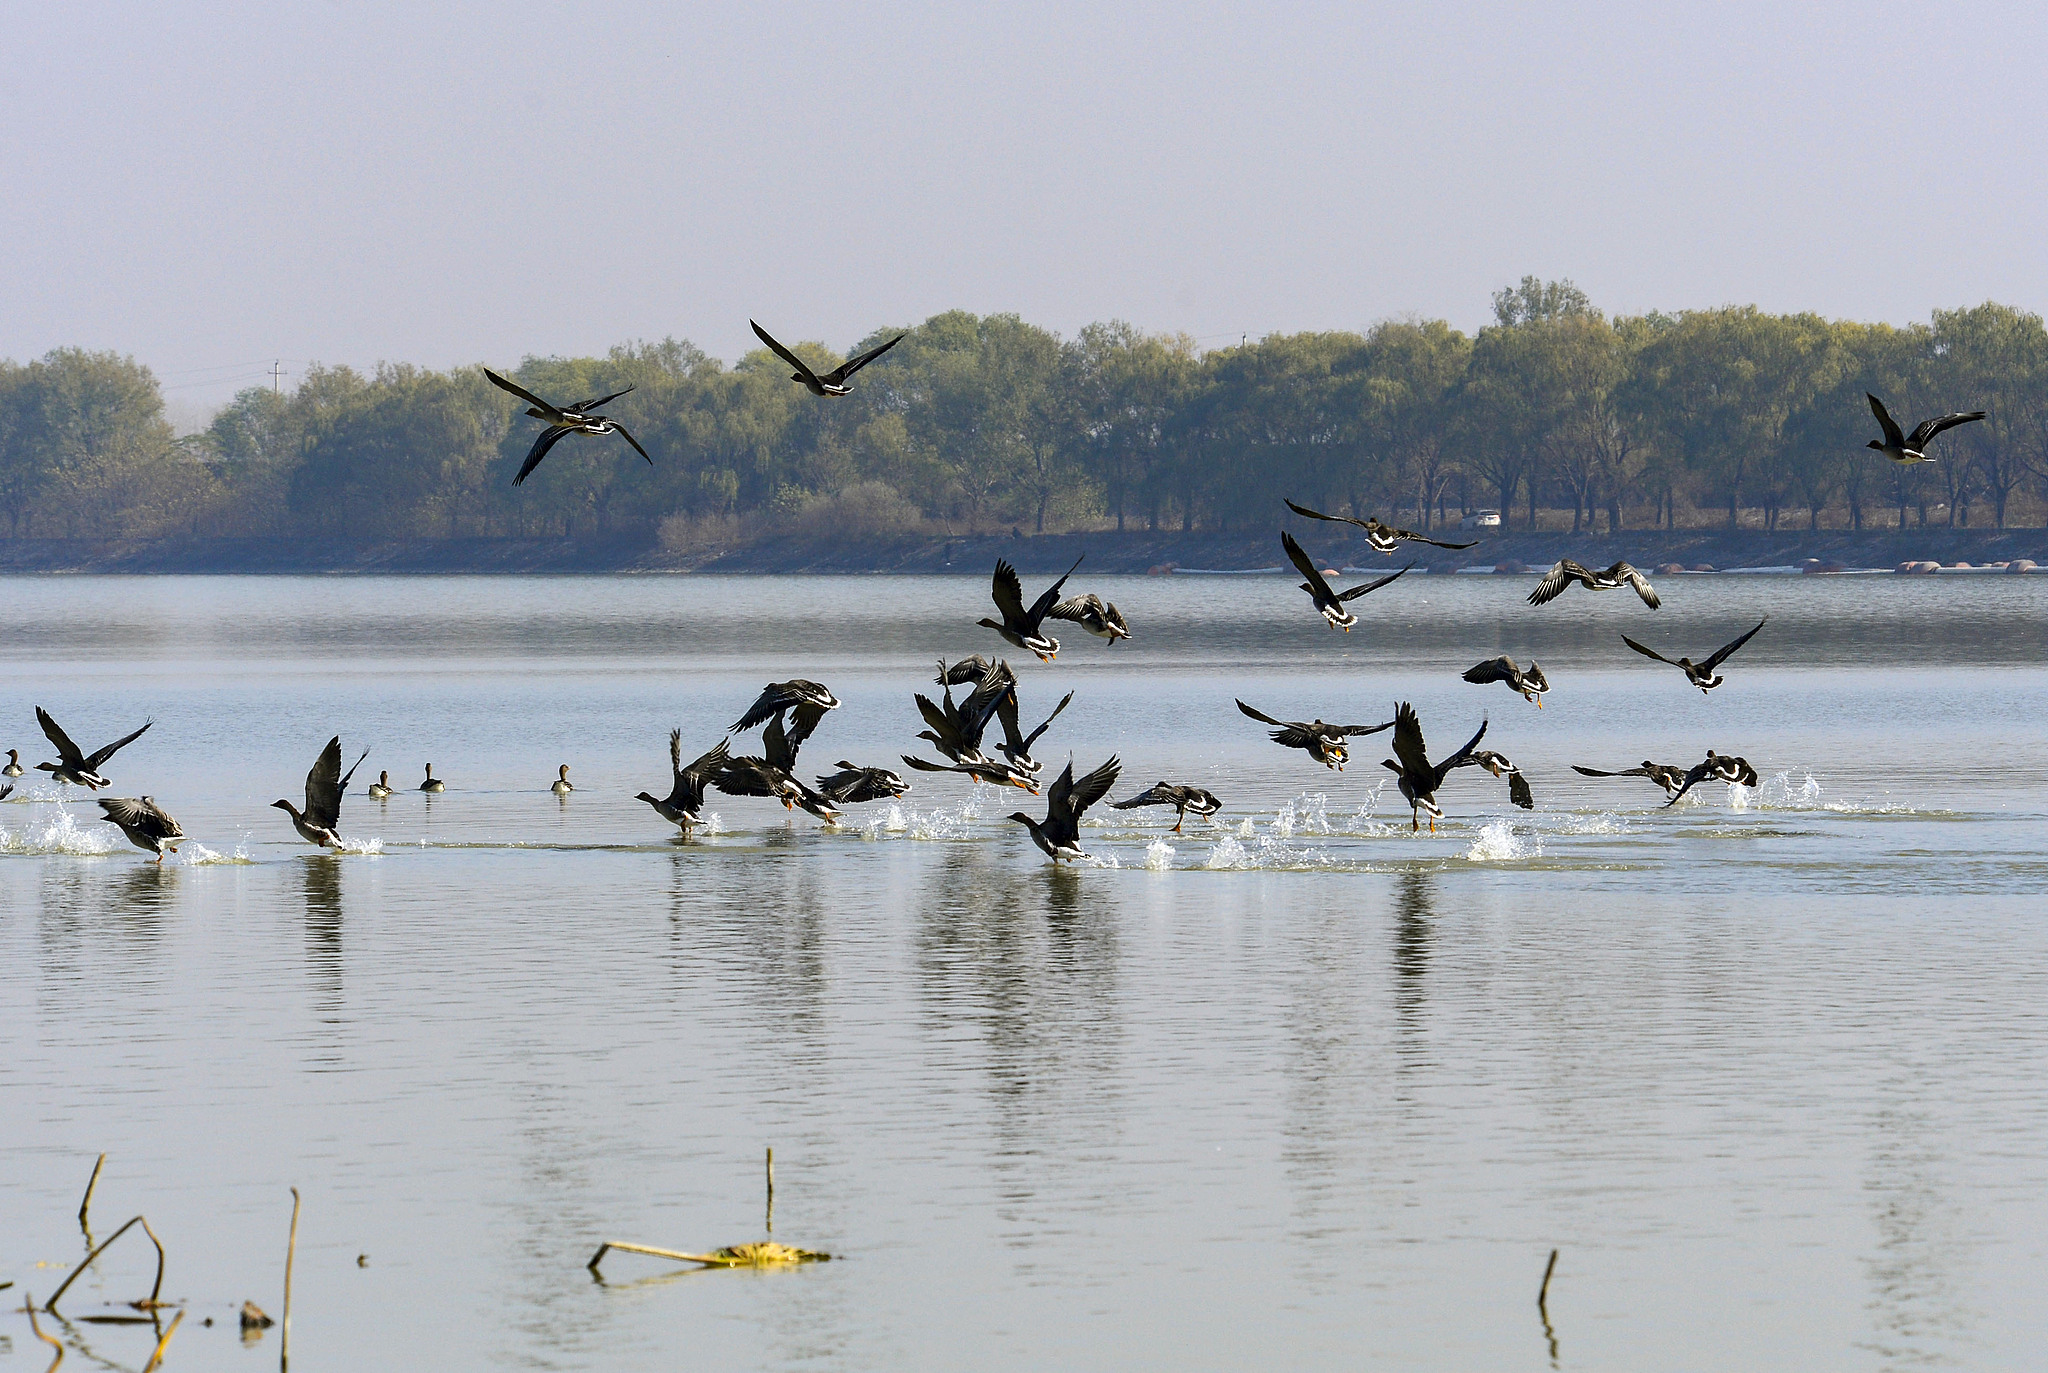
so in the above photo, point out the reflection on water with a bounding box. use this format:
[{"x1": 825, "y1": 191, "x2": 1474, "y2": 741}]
[{"x1": 3, "y1": 575, "x2": 2047, "y2": 1371}]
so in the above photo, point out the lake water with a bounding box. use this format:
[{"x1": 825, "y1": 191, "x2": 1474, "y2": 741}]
[{"x1": 3, "y1": 571, "x2": 2045, "y2": 1371}]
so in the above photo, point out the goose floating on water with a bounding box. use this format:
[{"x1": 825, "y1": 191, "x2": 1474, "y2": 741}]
[
  {"x1": 1110, "y1": 782, "x2": 1222, "y2": 832},
  {"x1": 34, "y1": 707, "x2": 153, "y2": 790},
  {"x1": 1284, "y1": 499, "x2": 1478, "y2": 552},
  {"x1": 1007, "y1": 755, "x2": 1122, "y2": 863},
  {"x1": 3, "y1": 749, "x2": 21, "y2": 777},
  {"x1": 551, "y1": 764, "x2": 574, "y2": 795},
  {"x1": 1528, "y1": 559, "x2": 1660, "y2": 609},
  {"x1": 1236, "y1": 699, "x2": 1392, "y2": 771},
  {"x1": 273, "y1": 736, "x2": 369, "y2": 848},
  {"x1": 1283, "y1": 530, "x2": 1411, "y2": 631},
  {"x1": 97, "y1": 796, "x2": 184, "y2": 863},
  {"x1": 368, "y1": 770, "x2": 393, "y2": 798},
  {"x1": 1382, "y1": 702, "x2": 1488, "y2": 832},
  {"x1": 484, "y1": 368, "x2": 652, "y2": 485},
  {"x1": 1865, "y1": 393, "x2": 1984, "y2": 465},
  {"x1": 751, "y1": 320, "x2": 905, "y2": 398},
  {"x1": 1462, "y1": 656, "x2": 1549, "y2": 707},
  {"x1": 1622, "y1": 618, "x2": 1766, "y2": 693},
  {"x1": 420, "y1": 764, "x2": 445, "y2": 793}
]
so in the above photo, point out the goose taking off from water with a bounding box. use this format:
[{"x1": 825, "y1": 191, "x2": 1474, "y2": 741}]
[
  {"x1": 1282, "y1": 531, "x2": 1411, "y2": 631},
  {"x1": 97, "y1": 797, "x2": 184, "y2": 863},
  {"x1": 1571, "y1": 761, "x2": 1689, "y2": 798},
  {"x1": 750, "y1": 320, "x2": 906, "y2": 398},
  {"x1": 1451, "y1": 749, "x2": 1533, "y2": 809},
  {"x1": 814, "y1": 762, "x2": 911, "y2": 805},
  {"x1": 1007, "y1": 755, "x2": 1122, "y2": 863},
  {"x1": 1236, "y1": 699, "x2": 1393, "y2": 771},
  {"x1": 273, "y1": 736, "x2": 369, "y2": 848},
  {"x1": 1528, "y1": 559, "x2": 1660, "y2": 609},
  {"x1": 1110, "y1": 782, "x2": 1223, "y2": 832},
  {"x1": 420, "y1": 764, "x2": 446, "y2": 793},
  {"x1": 1284, "y1": 499, "x2": 1478, "y2": 552},
  {"x1": 715, "y1": 717, "x2": 842, "y2": 822},
  {"x1": 34, "y1": 707, "x2": 153, "y2": 790},
  {"x1": 484, "y1": 368, "x2": 652, "y2": 485},
  {"x1": 1663, "y1": 751, "x2": 1760, "y2": 807},
  {"x1": 1048, "y1": 592, "x2": 1130, "y2": 644},
  {"x1": 1865, "y1": 393, "x2": 1984, "y2": 465},
  {"x1": 368, "y1": 770, "x2": 393, "y2": 798},
  {"x1": 980, "y1": 556, "x2": 1084, "y2": 661},
  {"x1": 551, "y1": 764, "x2": 573, "y2": 794},
  {"x1": 1462, "y1": 656, "x2": 1550, "y2": 707},
  {"x1": 637, "y1": 732, "x2": 730, "y2": 832},
  {"x1": 942, "y1": 658, "x2": 1074, "y2": 776},
  {"x1": 1622, "y1": 618, "x2": 1766, "y2": 693},
  {"x1": 3, "y1": 749, "x2": 21, "y2": 777},
  {"x1": 729, "y1": 680, "x2": 841, "y2": 746},
  {"x1": 1381, "y1": 702, "x2": 1488, "y2": 832}
]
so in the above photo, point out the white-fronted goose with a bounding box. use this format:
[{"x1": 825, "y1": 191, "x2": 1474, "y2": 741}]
[
  {"x1": 484, "y1": 368, "x2": 652, "y2": 485},
  {"x1": 1285, "y1": 499, "x2": 1477, "y2": 551},
  {"x1": 1048, "y1": 592, "x2": 1130, "y2": 644},
  {"x1": 1237, "y1": 699, "x2": 1393, "y2": 771},
  {"x1": 715, "y1": 717, "x2": 841, "y2": 822},
  {"x1": 367, "y1": 770, "x2": 393, "y2": 798},
  {"x1": 1381, "y1": 702, "x2": 1488, "y2": 832},
  {"x1": 1110, "y1": 782, "x2": 1222, "y2": 832},
  {"x1": 1283, "y1": 531, "x2": 1411, "y2": 631},
  {"x1": 3, "y1": 749, "x2": 21, "y2": 777},
  {"x1": 273, "y1": 736, "x2": 369, "y2": 848},
  {"x1": 979, "y1": 556, "x2": 1084, "y2": 661},
  {"x1": 1622, "y1": 618, "x2": 1766, "y2": 693},
  {"x1": 1462, "y1": 656, "x2": 1549, "y2": 707},
  {"x1": 729, "y1": 680, "x2": 841, "y2": 746},
  {"x1": 1451, "y1": 749, "x2": 1533, "y2": 809},
  {"x1": 551, "y1": 764, "x2": 573, "y2": 794},
  {"x1": 420, "y1": 764, "x2": 446, "y2": 793},
  {"x1": 1571, "y1": 761, "x2": 1688, "y2": 797},
  {"x1": 34, "y1": 707, "x2": 153, "y2": 790},
  {"x1": 1528, "y1": 559, "x2": 1659, "y2": 608},
  {"x1": 751, "y1": 321, "x2": 905, "y2": 398},
  {"x1": 1663, "y1": 751, "x2": 1760, "y2": 807},
  {"x1": 97, "y1": 797, "x2": 184, "y2": 863},
  {"x1": 1866, "y1": 393, "x2": 1984, "y2": 464},
  {"x1": 814, "y1": 762, "x2": 911, "y2": 805},
  {"x1": 638, "y1": 732, "x2": 731, "y2": 831},
  {"x1": 1007, "y1": 755, "x2": 1122, "y2": 862}
]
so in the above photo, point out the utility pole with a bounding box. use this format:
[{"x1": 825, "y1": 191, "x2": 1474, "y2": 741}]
[{"x1": 271, "y1": 360, "x2": 286, "y2": 393}]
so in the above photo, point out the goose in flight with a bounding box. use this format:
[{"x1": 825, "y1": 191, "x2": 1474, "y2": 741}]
[
  {"x1": 1663, "y1": 751, "x2": 1759, "y2": 807},
  {"x1": 730, "y1": 680, "x2": 841, "y2": 747},
  {"x1": 1866, "y1": 393, "x2": 1985, "y2": 464},
  {"x1": 1452, "y1": 749, "x2": 1533, "y2": 809},
  {"x1": 1381, "y1": 702, "x2": 1488, "y2": 832},
  {"x1": 980, "y1": 556, "x2": 1084, "y2": 661},
  {"x1": 3, "y1": 749, "x2": 22, "y2": 777},
  {"x1": 1462, "y1": 656, "x2": 1549, "y2": 707},
  {"x1": 637, "y1": 732, "x2": 731, "y2": 832},
  {"x1": 1622, "y1": 618, "x2": 1766, "y2": 693},
  {"x1": 551, "y1": 764, "x2": 574, "y2": 795},
  {"x1": 1528, "y1": 559, "x2": 1660, "y2": 609},
  {"x1": 1284, "y1": 499, "x2": 1478, "y2": 551},
  {"x1": 1237, "y1": 699, "x2": 1393, "y2": 771},
  {"x1": 814, "y1": 762, "x2": 911, "y2": 805},
  {"x1": 1007, "y1": 755, "x2": 1122, "y2": 863},
  {"x1": 97, "y1": 797, "x2": 184, "y2": 863},
  {"x1": 484, "y1": 368, "x2": 652, "y2": 485},
  {"x1": 900, "y1": 754, "x2": 1040, "y2": 791},
  {"x1": 34, "y1": 707, "x2": 153, "y2": 790},
  {"x1": 1571, "y1": 761, "x2": 1689, "y2": 797},
  {"x1": 1283, "y1": 531, "x2": 1411, "y2": 631},
  {"x1": 715, "y1": 717, "x2": 842, "y2": 822},
  {"x1": 750, "y1": 320, "x2": 906, "y2": 398},
  {"x1": 1110, "y1": 782, "x2": 1223, "y2": 832},
  {"x1": 273, "y1": 736, "x2": 370, "y2": 848},
  {"x1": 916, "y1": 661, "x2": 1009, "y2": 765},
  {"x1": 1048, "y1": 592, "x2": 1130, "y2": 644}
]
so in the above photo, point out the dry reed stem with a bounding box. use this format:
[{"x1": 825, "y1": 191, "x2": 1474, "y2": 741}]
[
  {"x1": 765, "y1": 1147, "x2": 775, "y2": 1234},
  {"x1": 45, "y1": 1215, "x2": 165, "y2": 1316},
  {"x1": 24, "y1": 1292, "x2": 64, "y2": 1371},
  {"x1": 1537, "y1": 1248, "x2": 1558, "y2": 1309},
  {"x1": 78, "y1": 1155, "x2": 105, "y2": 1231},
  {"x1": 141, "y1": 1309, "x2": 185, "y2": 1373},
  {"x1": 281, "y1": 1187, "x2": 300, "y2": 1373}
]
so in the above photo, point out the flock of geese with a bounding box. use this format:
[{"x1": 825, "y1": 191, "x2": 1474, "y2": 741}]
[{"x1": 7, "y1": 354, "x2": 1977, "y2": 866}]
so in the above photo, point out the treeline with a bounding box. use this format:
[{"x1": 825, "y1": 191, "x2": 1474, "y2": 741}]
[{"x1": 5, "y1": 280, "x2": 2047, "y2": 547}]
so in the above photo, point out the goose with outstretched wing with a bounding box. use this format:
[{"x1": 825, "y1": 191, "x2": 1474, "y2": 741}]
[
  {"x1": 1007, "y1": 755, "x2": 1122, "y2": 862},
  {"x1": 35, "y1": 707, "x2": 153, "y2": 790},
  {"x1": 1285, "y1": 499, "x2": 1477, "y2": 552},
  {"x1": 751, "y1": 320, "x2": 906, "y2": 398},
  {"x1": 1621, "y1": 618, "x2": 1766, "y2": 693},
  {"x1": 484, "y1": 368, "x2": 652, "y2": 485},
  {"x1": 273, "y1": 736, "x2": 370, "y2": 848}
]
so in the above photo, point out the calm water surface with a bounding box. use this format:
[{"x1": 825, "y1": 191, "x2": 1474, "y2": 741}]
[{"x1": 3, "y1": 573, "x2": 2046, "y2": 1370}]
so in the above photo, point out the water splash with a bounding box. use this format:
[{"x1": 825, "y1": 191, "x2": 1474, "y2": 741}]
[
  {"x1": 332, "y1": 836, "x2": 384, "y2": 855},
  {"x1": 179, "y1": 841, "x2": 254, "y2": 865},
  {"x1": 702, "y1": 810, "x2": 724, "y2": 835},
  {"x1": 1753, "y1": 772, "x2": 1823, "y2": 809},
  {"x1": 1465, "y1": 818, "x2": 1542, "y2": 862},
  {"x1": 1205, "y1": 835, "x2": 1249, "y2": 869},
  {"x1": 1142, "y1": 837, "x2": 1176, "y2": 870},
  {"x1": 1351, "y1": 778, "x2": 1390, "y2": 823},
  {"x1": 1558, "y1": 812, "x2": 1630, "y2": 835},
  {"x1": 1235, "y1": 817, "x2": 1255, "y2": 839},
  {"x1": 0, "y1": 806, "x2": 119, "y2": 856},
  {"x1": 1269, "y1": 794, "x2": 1332, "y2": 839}
]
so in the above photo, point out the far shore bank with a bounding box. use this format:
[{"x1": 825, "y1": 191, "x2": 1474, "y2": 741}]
[{"x1": 1, "y1": 526, "x2": 2045, "y2": 576}]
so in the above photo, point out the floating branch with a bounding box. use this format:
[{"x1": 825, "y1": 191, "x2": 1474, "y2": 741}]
[
  {"x1": 141, "y1": 1309, "x2": 185, "y2": 1373},
  {"x1": 78, "y1": 1154, "x2": 106, "y2": 1233},
  {"x1": 282, "y1": 1187, "x2": 301, "y2": 1373},
  {"x1": 23, "y1": 1292, "x2": 63, "y2": 1371},
  {"x1": 587, "y1": 1239, "x2": 830, "y2": 1275},
  {"x1": 45, "y1": 1214, "x2": 166, "y2": 1315}
]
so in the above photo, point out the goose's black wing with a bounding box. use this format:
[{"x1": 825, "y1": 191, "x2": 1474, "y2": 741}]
[
  {"x1": 1047, "y1": 592, "x2": 1106, "y2": 625},
  {"x1": 1463, "y1": 656, "x2": 1523, "y2": 684},
  {"x1": 751, "y1": 320, "x2": 823, "y2": 388},
  {"x1": 1335, "y1": 560, "x2": 1414, "y2": 603},
  {"x1": 1025, "y1": 554, "x2": 1086, "y2": 628},
  {"x1": 571, "y1": 385, "x2": 633, "y2": 412},
  {"x1": 1527, "y1": 559, "x2": 1586, "y2": 606},
  {"x1": 1379, "y1": 520, "x2": 1477, "y2": 550},
  {"x1": 1701, "y1": 618, "x2": 1767, "y2": 672},
  {"x1": 763, "y1": 717, "x2": 798, "y2": 773},
  {"x1": 1661, "y1": 760, "x2": 1718, "y2": 807},
  {"x1": 1112, "y1": 783, "x2": 1180, "y2": 810},
  {"x1": 1063, "y1": 755, "x2": 1122, "y2": 822},
  {"x1": 485, "y1": 368, "x2": 564, "y2": 416},
  {"x1": 1284, "y1": 498, "x2": 1367, "y2": 529},
  {"x1": 1390, "y1": 703, "x2": 1431, "y2": 781},
  {"x1": 822, "y1": 332, "x2": 906, "y2": 385},
  {"x1": 1282, "y1": 531, "x2": 1336, "y2": 601},
  {"x1": 84, "y1": 719, "x2": 154, "y2": 772},
  {"x1": 1611, "y1": 562, "x2": 1661, "y2": 609},
  {"x1": 99, "y1": 796, "x2": 182, "y2": 839},
  {"x1": 1431, "y1": 717, "x2": 1489, "y2": 787},
  {"x1": 731, "y1": 682, "x2": 819, "y2": 734},
  {"x1": 35, "y1": 707, "x2": 86, "y2": 769},
  {"x1": 1572, "y1": 764, "x2": 1653, "y2": 778},
  {"x1": 1508, "y1": 771, "x2": 1533, "y2": 809},
  {"x1": 513, "y1": 425, "x2": 575, "y2": 485},
  {"x1": 1621, "y1": 635, "x2": 1679, "y2": 667},
  {"x1": 990, "y1": 560, "x2": 1029, "y2": 628},
  {"x1": 1332, "y1": 719, "x2": 1396, "y2": 737},
  {"x1": 1866, "y1": 393, "x2": 1905, "y2": 448},
  {"x1": 939, "y1": 655, "x2": 998, "y2": 687},
  {"x1": 304, "y1": 736, "x2": 367, "y2": 831},
  {"x1": 610, "y1": 422, "x2": 653, "y2": 464},
  {"x1": 1907, "y1": 410, "x2": 1986, "y2": 449}
]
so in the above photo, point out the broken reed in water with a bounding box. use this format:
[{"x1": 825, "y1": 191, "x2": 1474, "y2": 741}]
[
  {"x1": 587, "y1": 1239, "x2": 831, "y2": 1273},
  {"x1": 78, "y1": 1154, "x2": 106, "y2": 1232},
  {"x1": 44, "y1": 1214, "x2": 168, "y2": 1315}
]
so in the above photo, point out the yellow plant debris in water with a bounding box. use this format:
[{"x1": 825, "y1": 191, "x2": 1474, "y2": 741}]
[{"x1": 705, "y1": 1242, "x2": 830, "y2": 1266}]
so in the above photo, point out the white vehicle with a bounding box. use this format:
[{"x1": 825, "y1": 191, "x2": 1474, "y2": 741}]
[{"x1": 1459, "y1": 509, "x2": 1502, "y2": 530}]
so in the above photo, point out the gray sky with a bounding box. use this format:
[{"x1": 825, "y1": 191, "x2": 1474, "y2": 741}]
[{"x1": 4, "y1": 0, "x2": 2045, "y2": 410}]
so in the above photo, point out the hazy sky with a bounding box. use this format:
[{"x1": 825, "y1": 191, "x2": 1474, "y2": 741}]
[{"x1": 4, "y1": 1, "x2": 2045, "y2": 411}]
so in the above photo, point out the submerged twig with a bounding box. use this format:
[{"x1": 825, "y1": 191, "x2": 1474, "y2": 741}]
[
  {"x1": 282, "y1": 1187, "x2": 300, "y2": 1373},
  {"x1": 45, "y1": 1214, "x2": 166, "y2": 1315},
  {"x1": 24, "y1": 1292, "x2": 64, "y2": 1371},
  {"x1": 79, "y1": 1154, "x2": 106, "y2": 1233},
  {"x1": 765, "y1": 1147, "x2": 775, "y2": 1234},
  {"x1": 587, "y1": 1239, "x2": 830, "y2": 1275},
  {"x1": 141, "y1": 1309, "x2": 185, "y2": 1373},
  {"x1": 1537, "y1": 1247, "x2": 1560, "y2": 1366}
]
